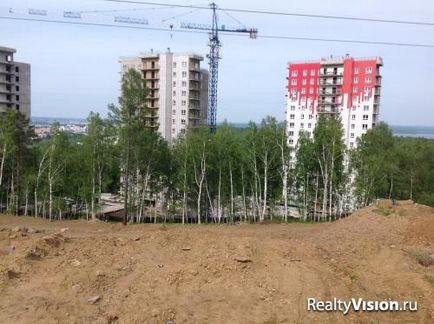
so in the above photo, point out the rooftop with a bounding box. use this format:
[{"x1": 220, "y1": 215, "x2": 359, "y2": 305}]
[
  {"x1": 0, "y1": 46, "x2": 16, "y2": 54},
  {"x1": 288, "y1": 55, "x2": 383, "y2": 66}
]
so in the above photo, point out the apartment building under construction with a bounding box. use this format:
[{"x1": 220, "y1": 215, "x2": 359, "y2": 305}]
[
  {"x1": 0, "y1": 46, "x2": 31, "y2": 119},
  {"x1": 286, "y1": 55, "x2": 383, "y2": 149},
  {"x1": 120, "y1": 50, "x2": 209, "y2": 144}
]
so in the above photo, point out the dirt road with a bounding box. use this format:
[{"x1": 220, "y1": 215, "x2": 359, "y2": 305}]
[{"x1": 1, "y1": 202, "x2": 433, "y2": 323}]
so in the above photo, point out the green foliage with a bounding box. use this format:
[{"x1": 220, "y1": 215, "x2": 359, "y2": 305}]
[
  {"x1": 375, "y1": 206, "x2": 394, "y2": 216},
  {"x1": 424, "y1": 274, "x2": 434, "y2": 285},
  {"x1": 2, "y1": 96, "x2": 434, "y2": 223},
  {"x1": 352, "y1": 123, "x2": 434, "y2": 207}
]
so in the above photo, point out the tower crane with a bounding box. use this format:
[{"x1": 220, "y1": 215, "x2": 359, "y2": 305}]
[
  {"x1": 200, "y1": 3, "x2": 257, "y2": 132},
  {"x1": 1, "y1": 3, "x2": 258, "y2": 131}
]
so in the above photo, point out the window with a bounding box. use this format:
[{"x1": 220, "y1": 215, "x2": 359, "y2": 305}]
[
  {"x1": 310, "y1": 69, "x2": 315, "y2": 76},
  {"x1": 354, "y1": 77, "x2": 359, "y2": 83},
  {"x1": 300, "y1": 123, "x2": 304, "y2": 129},
  {"x1": 291, "y1": 89, "x2": 296, "y2": 95},
  {"x1": 366, "y1": 67, "x2": 372, "y2": 73},
  {"x1": 362, "y1": 124, "x2": 368, "y2": 130},
  {"x1": 182, "y1": 61, "x2": 187, "y2": 67},
  {"x1": 301, "y1": 88, "x2": 306, "y2": 94},
  {"x1": 173, "y1": 62, "x2": 177, "y2": 68},
  {"x1": 364, "y1": 95, "x2": 369, "y2": 101},
  {"x1": 172, "y1": 128, "x2": 176, "y2": 133},
  {"x1": 291, "y1": 70, "x2": 298, "y2": 77},
  {"x1": 181, "y1": 110, "x2": 186, "y2": 115},
  {"x1": 289, "y1": 123, "x2": 294, "y2": 128},
  {"x1": 365, "y1": 77, "x2": 371, "y2": 83},
  {"x1": 15, "y1": 86, "x2": 19, "y2": 92},
  {"x1": 291, "y1": 79, "x2": 297, "y2": 85},
  {"x1": 308, "y1": 123, "x2": 312, "y2": 128},
  {"x1": 182, "y1": 81, "x2": 187, "y2": 87},
  {"x1": 302, "y1": 79, "x2": 307, "y2": 85},
  {"x1": 181, "y1": 119, "x2": 186, "y2": 125},
  {"x1": 173, "y1": 91, "x2": 176, "y2": 96},
  {"x1": 173, "y1": 81, "x2": 176, "y2": 87},
  {"x1": 173, "y1": 72, "x2": 177, "y2": 77},
  {"x1": 290, "y1": 114, "x2": 295, "y2": 119},
  {"x1": 350, "y1": 142, "x2": 354, "y2": 148},
  {"x1": 309, "y1": 115, "x2": 313, "y2": 119},
  {"x1": 302, "y1": 69, "x2": 307, "y2": 76},
  {"x1": 363, "y1": 115, "x2": 368, "y2": 120},
  {"x1": 290, "y1": 105, "x2": 295, "y2": 111},
  {"x1": 289, "y1": 131, "x2": 294, "y2": 136},
  {"x1": 289, "y1": 139, "x2": 294, "y2": 145},
  {"x1": 351, "y1": 124, "x2": 355, "y2": 129},
  {"x1": 353, "y1": 87, "x2": 358, "y2": 93},
  {"x1": 172, "y1": 109, "x2": 176, "y2": 115},
  {"x1": 181, "y1": 100, "x2": 186, "y2": 106},
  {"x1": 301, "y1": 114, "x2": 305, "y2": 120},
  {"x1": 363, "y1": 105, "x2": 369, "y2": 111},
  {"x1": 15, "y1": 66, "x2": 19, "y2": 73},
  {"x1": 352, "y1": 106, "x2": 356, "y2": 111},
  {"x1": 172, "y1": 119, "x2": 175, "y2": 125},
  {"x1": 350, "y1": 133, "x2": 355, "y2": 138},
  {"x1": 181, "y1": 91, "x2": 187, "y2": 96},
  {"x1": 310, "y1": 79, "x2": 314, "y2": 85},
  {"x1": 352, "y1": 115, "x2": 356, "y2": 120},
  {"x1": 354, "y1": 67, "x2": 359, "y2": 74},
  {"x1": 182, "y1": 71, "x2": 187, "y2": 78},
  {"x1": 364, "y1": 86, "x2": 370, "y2": 92}
]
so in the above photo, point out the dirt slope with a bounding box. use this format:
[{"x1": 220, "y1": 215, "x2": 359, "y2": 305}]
[{"x1": 0, "y1": 202, "x2": 433, "y2": 323}]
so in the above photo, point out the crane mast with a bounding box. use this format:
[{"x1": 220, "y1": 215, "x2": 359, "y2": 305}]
[{"x1": 207, "y1": 3, "x2": 221, "y2": 133}]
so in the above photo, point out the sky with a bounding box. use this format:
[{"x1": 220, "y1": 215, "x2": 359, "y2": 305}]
[{"x1": 1, "y1": 0, "x2": 433, "y2": 126}]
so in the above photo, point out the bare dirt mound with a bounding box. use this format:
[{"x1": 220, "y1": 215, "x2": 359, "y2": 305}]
[{"x1": 0, "y1": 203, "x2": 433, "y2": 323}]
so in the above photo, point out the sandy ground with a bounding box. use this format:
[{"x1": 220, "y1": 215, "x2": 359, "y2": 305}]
[{"x1": 0, "y1": 202, "x2": 433, "y2": 324}]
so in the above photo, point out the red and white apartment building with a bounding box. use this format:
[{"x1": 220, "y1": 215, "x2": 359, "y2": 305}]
[{"x1": 286, "y1": 55, "x2": 383, "y2": 149}]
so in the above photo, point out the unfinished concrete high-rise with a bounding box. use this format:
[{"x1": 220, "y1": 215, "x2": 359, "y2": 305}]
[
  {"x1": 120, "y1": 50, "x2": 209, "y2": 144},
  {"x1": 0, "y1": 46, "x2": 31, "y2": 119}
]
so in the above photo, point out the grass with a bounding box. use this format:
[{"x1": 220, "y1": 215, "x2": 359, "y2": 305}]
[
  {"x1": 424, "y1": 274, "x2": 434, "y2": 285},
  {"x1": 348, "y1": 272, "x2": 359, "y2": 283},
  {"x1": 414, "y1": 252, "x2": 434, "y2": 267},
  {"x1": 376, "y1": 206, "x2": 394, "y2": 216}
]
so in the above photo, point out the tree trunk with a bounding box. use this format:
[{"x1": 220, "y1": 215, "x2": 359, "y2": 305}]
[
  {"x1": 241, "y1": 165, "x2": 247, "y2": 222},
  {"x1": 261, "y1": 152, "x2": 268, "y2": 221},
  {"x1": 314, "y1": 174, "x2": 319, "y2": 222},
  {"x1": 0, "y1": 142, "x2": 6, "y2": 187}
]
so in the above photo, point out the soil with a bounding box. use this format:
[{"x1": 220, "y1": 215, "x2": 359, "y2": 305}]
[{"x1": 0, "y1": 202, "x2": 433, "y2": 323}]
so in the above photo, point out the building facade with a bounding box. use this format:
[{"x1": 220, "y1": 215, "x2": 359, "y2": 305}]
[
  {"x1": 286, "y1": 55, "x2": 383, "y2": 149},
  {"x1": 120, "y1": 50, "x2": 209, "y2": 144},
  {"x1": 0, "y1": 46, "x2": 31, "y2": 119}
]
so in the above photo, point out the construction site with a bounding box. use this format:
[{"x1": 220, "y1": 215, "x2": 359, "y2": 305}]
[{"x1": 0, "y1": 200, "x2": 433, "y2": 323}]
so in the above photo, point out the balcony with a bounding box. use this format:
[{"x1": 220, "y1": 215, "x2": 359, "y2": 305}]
[
  {"x1": 319, "y1": 90, "x2": 342, "y2": 96},
  {"x1": 142, "y1": 64, "x2": 159, "y2": 71},
  {"x1": 319, "y1": 71, "x2": 343, "y2": 77},
  {"x1": 319, "y1": 80, "x2": 343, "y2": 86},
  {"x1": 144, "y1": 73, "x2": 159, "y2": 80}
]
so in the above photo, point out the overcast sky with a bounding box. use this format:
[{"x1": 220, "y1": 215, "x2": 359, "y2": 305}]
[{"x1": 1, "y1": 0, "x2": 433, "y2": 126}]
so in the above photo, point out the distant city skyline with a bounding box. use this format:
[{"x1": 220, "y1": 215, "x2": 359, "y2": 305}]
[{"x1": 1, "y1": 0, "x2": 434, "y2": 126}]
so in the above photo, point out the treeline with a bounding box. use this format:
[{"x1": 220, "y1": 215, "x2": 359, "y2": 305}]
[{"x1": 1, "y1": 69, "x2": 433, "y2": 223}]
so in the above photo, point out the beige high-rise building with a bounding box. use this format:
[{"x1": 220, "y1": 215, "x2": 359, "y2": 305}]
[
  {"x1": 120, "y1": 50, "x2": 209, "y2": 144},
  {"x1": 0, "y1": 46, "x2": 31, "y2": 119}
]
